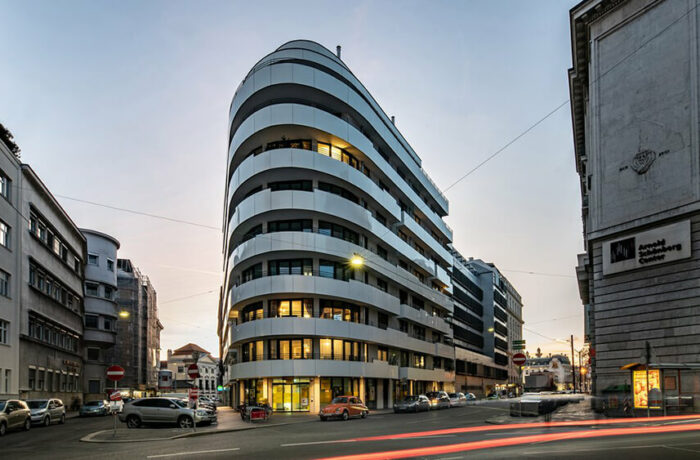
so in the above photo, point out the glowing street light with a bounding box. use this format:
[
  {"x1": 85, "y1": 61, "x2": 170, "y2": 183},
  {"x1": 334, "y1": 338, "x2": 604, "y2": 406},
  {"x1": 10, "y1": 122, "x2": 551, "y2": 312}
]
[
  {"x1": 350, "y1": 255, "x2": 364, "y2": 267},
  {"x1": 487, "y1": 327, "x2": 495, "y2": 333},
  {"x1": 119, "y1": 310, "x2": 130, "y2": 319}
]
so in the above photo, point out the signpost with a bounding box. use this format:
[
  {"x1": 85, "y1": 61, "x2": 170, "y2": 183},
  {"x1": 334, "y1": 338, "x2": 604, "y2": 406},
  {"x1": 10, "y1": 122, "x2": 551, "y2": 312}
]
[
  {"x1": 106, "y1": 365, "x2": 125, "y2": 438},
  {"x1": 186, "y1": 364, "x2": 199, "y2": 432},
  {"x1": 512, "y1": 340, "x2": 526, "y2": 350}
]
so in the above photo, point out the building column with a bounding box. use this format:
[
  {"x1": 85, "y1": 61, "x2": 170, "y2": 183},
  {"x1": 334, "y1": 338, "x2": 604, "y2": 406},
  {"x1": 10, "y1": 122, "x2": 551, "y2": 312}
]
[
  {"x1": 377, "y1": 380, "x2": 384, "y2": 409},
  {"x1": 387, "y1": 380, "x2": 394, "y2": 409},
  {"x1": 311, "y1": 378, "x2": 320, "y2": 413},
  {"x1": 267, "y1": 378, "x2": 274, "y2": 409},
  {"x1": 359, "y1": 378, "x2": 366, "y2": 403}
]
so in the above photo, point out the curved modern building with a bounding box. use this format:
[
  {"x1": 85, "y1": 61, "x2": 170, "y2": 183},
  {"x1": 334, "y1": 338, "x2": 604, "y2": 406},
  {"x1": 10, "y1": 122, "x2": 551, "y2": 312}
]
[
  {"x1": 80, "y1": 229, "x2": 120, "y2": 398},
  {"x1": 219, "y1": 40, "x2": 455, "y2": 412}
]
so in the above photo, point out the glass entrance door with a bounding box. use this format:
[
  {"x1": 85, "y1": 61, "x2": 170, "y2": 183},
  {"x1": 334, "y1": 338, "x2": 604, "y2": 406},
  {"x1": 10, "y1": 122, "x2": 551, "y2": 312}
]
[{"x1": 272, "y1": 379, "x2": 310, "y2": 412}]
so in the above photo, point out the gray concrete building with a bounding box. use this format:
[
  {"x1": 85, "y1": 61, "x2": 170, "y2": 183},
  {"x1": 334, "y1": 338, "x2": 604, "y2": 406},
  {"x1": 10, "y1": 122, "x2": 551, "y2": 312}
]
[
  {"x1": 570, "y1": 0, "x2": 700, "y2": 396},
  {"x1": 80, "y1": 229, "x2": 120, "y2": 399},
  {"x1": 0, "y1": 127, "x2": 22, "y2": 399},
  {"x1": 450, "y1": 252, "x2": 524, "y2": 397},
  {"x1": 19, "y1": 164, "x2": 86, "y2": 404},
  {"x1": 114, "y1": 259, "x2": 163, "y2": 396}
]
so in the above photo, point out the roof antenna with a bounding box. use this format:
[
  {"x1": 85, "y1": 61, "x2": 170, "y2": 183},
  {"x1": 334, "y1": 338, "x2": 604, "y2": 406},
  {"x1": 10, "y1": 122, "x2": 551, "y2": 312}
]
[
  {"x1": 336, "y1": 45, "x2": 342, "y2": 59},
  {"x1": 391, "y1": 116, "x2": 395, "y2": 125}
]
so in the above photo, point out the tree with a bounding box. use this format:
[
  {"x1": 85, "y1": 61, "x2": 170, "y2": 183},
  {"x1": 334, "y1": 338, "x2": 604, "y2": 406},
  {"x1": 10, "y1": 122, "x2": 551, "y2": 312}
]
[{"x1": 0, "y1": 123, "x2": 20, "y2": 156}]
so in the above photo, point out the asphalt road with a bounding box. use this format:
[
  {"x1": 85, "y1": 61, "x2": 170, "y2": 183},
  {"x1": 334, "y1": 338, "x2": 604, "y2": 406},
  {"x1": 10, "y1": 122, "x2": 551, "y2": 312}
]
[{"x1": 3, "y1": 402, "x2": 700, "y2": 459}]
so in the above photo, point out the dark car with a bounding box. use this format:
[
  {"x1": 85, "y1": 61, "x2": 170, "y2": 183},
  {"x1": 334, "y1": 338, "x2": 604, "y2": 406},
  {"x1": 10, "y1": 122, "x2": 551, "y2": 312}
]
[
  {"x1": 0, "y1": 400, "x2": 31, "y2": 436},
  {"x1": 425, "y1": 391, "x2": 450, "y2": 409},
  {"x1": 394, "y1": 395, "x2": 431, "y2": 413}
]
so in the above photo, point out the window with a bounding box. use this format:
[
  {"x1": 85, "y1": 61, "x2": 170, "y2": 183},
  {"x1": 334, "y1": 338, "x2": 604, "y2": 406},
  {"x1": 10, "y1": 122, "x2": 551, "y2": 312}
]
[
  {"x1": 85, "y1": 282, "x2": 99, "y2": 296},
  {"x1": 318, "y1": 181, "x2": 359, "y2": 204},
  {"x1": 320, "y1": 300, "x2": 360, "y2": 323},
  {"x1": 0, "y1": 270, "x2": 8, "y2": 297},
  {"x1": 0, "y1": 220, "x2": 9, "y2": 248},
  {"x1": 378, "y1": 313, "x2": 388, "y2": 330},
  {"x1": 377, "y1": 279, "x2": 388, "y2": 292},
  {"x1": 28, "y1": 368, "x2": 36, "y2": 390},
  {"x1": 316, "y1": 142, "x2": 359, "y2": 169},
  {"x1": 104, "y1": 286, "x2": 113, "y2": 300},
  {"x1": 87, "y1": 254, "x2": 99, "y2": 266},
  {"x1": 0, "y1": 319, "x2": 8, "y2": 344},
  {"x1": 241, "y1": 263, "x2": 262, "y2": 283},
  {"x1": 107, "y1": 259, "x2": 115, "y2": 272},
  {"x1": 268, "y1": 180, "x2": 312, "y2": 192},
  {"x1": 399, "y1": 320, "x2": 408, "y2": 333},
  {"x1": 85, "y1": 315, "x2": 98, "y2": 328},
  {"x1": 87, "y1": 347, "x2": 100, "y2": 361},
  {"x1": 0, "y1": 172, "x2": 8, "y2": 199},
  {"x1": 88, "y1": 380, "x2": 100, "y2": 393},
  {"x1": 319, "y1": 339, "x2": 359, "y2": 361},
  {"x1": 103, "y1": 318, "x2": 112, "y2": 331},
  {"x1": 37, "y1": 369, "x2": 45, "y2": 390},
  {"x1": 269, "y1": 299, "x2": 313, "y2": 318},
  {"x1": 269, "y1": 338, "x2": 313, "y2": 360},
  {"x1": 268, "y1": 219, "x2": 312, "y2": 233},
  {"x1": 241, "y1": 302, "x2": 263, "y2": 323},
  {"x1": 377, "y1": 245, "x2": 388, "y2": 261},
  {"x1": 241, "y1": 224, "x2": 262, "y2": 243},
  {"x1": 319, "y1": 260, "x2": 352, "y2": 281},
  {"x1": 268, "y1": 259, "x2": 312, "y2": 276},
  {"x1": 266, "y1": 139, "x2": 311, "y2": 151},
  {"x1": 318, "y1": 221, "x2": 359, "y2": 245},
  {"x1": 413, "y1": 354, "x2": 425, "y2": 369}
]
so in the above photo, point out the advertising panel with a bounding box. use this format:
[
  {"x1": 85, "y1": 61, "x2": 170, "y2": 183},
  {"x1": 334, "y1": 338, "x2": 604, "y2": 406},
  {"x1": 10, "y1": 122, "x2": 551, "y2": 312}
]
[
  {"x1": 633, "y1": 369, "x2": 661, "y2": 409},
  {"x1": 602, "y1": 220, "x2": 691, "y2": 275}
]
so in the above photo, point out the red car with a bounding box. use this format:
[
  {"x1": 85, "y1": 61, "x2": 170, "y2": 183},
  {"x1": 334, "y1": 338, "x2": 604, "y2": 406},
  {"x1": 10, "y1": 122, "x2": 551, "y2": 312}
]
[{"x1": 319, "y1": 396, "x2": 369, "y2": 421}]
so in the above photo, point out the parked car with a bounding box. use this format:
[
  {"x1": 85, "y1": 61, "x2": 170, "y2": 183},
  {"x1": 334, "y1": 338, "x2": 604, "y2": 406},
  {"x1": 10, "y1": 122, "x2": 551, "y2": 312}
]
[
  {"x1": 26, "y1": 399, "x2": 66, "y2": 426},
  {"x1": 119, "y1": 397, "x2": 203, "y2": 428},
  {"x1": 425, "y1": 391, "x2": 451, "y2": 409},
  {"x1": 0, "y1": 400, "x2": 31, "y2": 436},
  {"x1": 448, "y1": 392, "x2": 467, "y2": 407},
  {"x1": 319, "y1": 396, "x2": 368, "y2": 421},
  {"x1": 394, "y1": 395, "x2": 431, "y2": 413},
  {"x1": 79, "y1": 400, "x2": 111, "y2": 416},
  {"x1": 465, "y1": 393, "x2": 477, "y2": 401}
]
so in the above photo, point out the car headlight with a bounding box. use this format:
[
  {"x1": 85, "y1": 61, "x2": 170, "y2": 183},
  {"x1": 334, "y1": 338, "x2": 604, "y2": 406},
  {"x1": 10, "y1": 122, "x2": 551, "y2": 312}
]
[
  {"x1": 335, "y1": 408, "x2": 342, "y2": 414},
  {"x1": 196, "y1": 409, "x2": 208, "y2": 416}
]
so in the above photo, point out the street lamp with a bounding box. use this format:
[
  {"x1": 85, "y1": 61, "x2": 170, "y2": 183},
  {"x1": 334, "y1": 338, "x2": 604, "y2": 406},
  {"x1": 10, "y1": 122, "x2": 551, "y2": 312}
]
[
  {"x1": 119, "y1": 310, "x2": 130, "y2": 319},
  {"x1": 350, "y1": 255, "x2": 364, "y2": 267}
]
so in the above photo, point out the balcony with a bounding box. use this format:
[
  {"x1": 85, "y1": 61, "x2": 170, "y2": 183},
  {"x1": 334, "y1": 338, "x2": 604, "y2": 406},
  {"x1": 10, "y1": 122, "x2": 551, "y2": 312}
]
[
  {"x1": 399, "y1": 366, "x2": 455, "y2": 383},
  {"x1": 83, "y1": 328, "x2": 116, "y2": 346},
  {"x1": 230, "y1": 358, "x2": 399, "y2": 380},
  {"x1": 398, "y1": 304, "x2": 451, "y2": 335}
]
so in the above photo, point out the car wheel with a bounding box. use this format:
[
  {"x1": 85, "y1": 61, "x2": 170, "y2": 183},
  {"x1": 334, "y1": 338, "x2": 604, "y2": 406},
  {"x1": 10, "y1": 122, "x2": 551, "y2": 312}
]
[
  {"x1": 361, "y1": 411, "x2": 367, "y2": 419},
  {"x1": 24, "y1": 418, "x2": 31, "y2": 431},
  {"x1": 341, "y1": 410, "x2": 349, "y2": 421},
  {"x1": 44, "y1": 416, "x2": 51, "y2": 427},
  {"x1": 126, "y1": 415, "x2": 141, "y2": 428},
  {"x1": 0, "y1": 422, "x2": 6, "y2": 436},
  {"x1": 320, "y1": 416, "x2": 327, "y2": 422},
  {"x1": 59, "y1": 414, "x2": 65, "y2": 424},
  {"x1": 177, "y1": 416, "x2": 194, "y2": 429}
]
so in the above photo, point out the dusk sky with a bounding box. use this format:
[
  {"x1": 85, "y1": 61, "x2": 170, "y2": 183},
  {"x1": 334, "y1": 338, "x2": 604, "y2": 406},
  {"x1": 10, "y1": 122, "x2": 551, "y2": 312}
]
[{"x1": 1, "y1": 0, "x2": 582, "y2": 359}]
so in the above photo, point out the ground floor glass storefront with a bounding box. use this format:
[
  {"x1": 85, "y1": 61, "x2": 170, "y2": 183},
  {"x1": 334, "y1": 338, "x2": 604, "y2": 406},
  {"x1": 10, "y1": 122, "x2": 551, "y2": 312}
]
[{"x1": 272, "y1": 378, "x2": 310, "y2": 412}]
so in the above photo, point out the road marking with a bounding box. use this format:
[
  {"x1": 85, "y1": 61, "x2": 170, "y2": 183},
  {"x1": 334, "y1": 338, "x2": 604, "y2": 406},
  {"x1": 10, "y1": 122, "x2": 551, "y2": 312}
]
[
  {"x1": 663, "y1": 445, "x2": 700, "y2": 453},
  {"x1": 281, "y1": 440, "x2": 356, "y2": 447},
  {"x1": 146, "y1": 448, "x2": 240, "y2": 458},
  {"x1": 523, "y1": 442, "x2": 700, "y2": 455}
]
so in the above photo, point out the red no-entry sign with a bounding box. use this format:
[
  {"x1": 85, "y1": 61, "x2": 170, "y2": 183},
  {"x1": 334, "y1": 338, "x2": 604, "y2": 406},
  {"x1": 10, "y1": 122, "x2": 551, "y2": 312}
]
[
  {"x1": 109, "y1": 390, "x2": 122, "y2": 401},
  {"x1": 107, "y1": 365, "x2": 125, "y2": 382},
  {"x1": 188, "y1": 387, "x2": 199, "y2": 400},
  {"x1": 187, "y1": 364, "x2": 200, "y2": 380},
  {"x1": 512, "y1": 353, "x2": 527, "y2": 366}
]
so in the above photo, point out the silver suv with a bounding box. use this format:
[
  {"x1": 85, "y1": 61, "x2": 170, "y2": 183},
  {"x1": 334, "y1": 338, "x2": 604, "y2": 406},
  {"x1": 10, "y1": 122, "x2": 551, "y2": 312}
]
[
  {"x1": 27, "y1": 399, "x2": 66, "y2": 426},
  {"x1": 119, "y1": 397, "x2": 203, "y2": 428}
]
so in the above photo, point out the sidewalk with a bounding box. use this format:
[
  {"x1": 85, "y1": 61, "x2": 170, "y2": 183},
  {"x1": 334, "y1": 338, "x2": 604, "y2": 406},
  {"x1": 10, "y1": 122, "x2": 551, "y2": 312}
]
[
  {"x1": 485, "y1": 395, "x2": 600, "y2": 424},
  {"x1": 82, "y1": 406, "x2": 395, "y2": 443}
]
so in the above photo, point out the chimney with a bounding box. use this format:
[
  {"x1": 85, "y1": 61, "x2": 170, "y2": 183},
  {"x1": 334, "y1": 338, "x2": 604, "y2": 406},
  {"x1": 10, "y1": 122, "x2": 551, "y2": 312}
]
[
  {"x1": 391, "y1": 116, "x2": 395, "y2": 125},
  {"x1": 167, "y1": 349, "x2": 172, "y2": 360},
  {"x1": 336, "y1": 45, "x2": 341, "y2": 59}
]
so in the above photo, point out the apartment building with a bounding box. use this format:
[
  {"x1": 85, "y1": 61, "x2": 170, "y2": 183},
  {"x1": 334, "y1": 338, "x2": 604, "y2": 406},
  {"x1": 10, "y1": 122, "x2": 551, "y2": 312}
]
[
  {"x1": 166, "y1": 343, "x2": 219, "y2": 399},
  {"x1": 218, "y1": 40, "x2": 455, "y2": 412}
]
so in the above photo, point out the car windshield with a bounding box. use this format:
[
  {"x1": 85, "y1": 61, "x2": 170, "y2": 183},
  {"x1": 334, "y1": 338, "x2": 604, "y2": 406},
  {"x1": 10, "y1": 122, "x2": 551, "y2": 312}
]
[
  {"x1": 448, "y1": 393, "x2": 458, "y2": 398},
  {"x1": 26, "y1": 400, "x2": 48, "y2": 409},
  {"x1": 85, "y1": 401, "x2": 102, "y2": 406},
  {"x1": 426, "y1": 392, "x2": 439, "y2": 398},
  {"x1": 331, "y1": 397, "x2": 348, "y2": 404},
  {"x1": 0, "y1": 401, "x2": 5, "y2": 411},
  {"x1": 174, "y1": 400, "x2": 188, "y2": 408},
  {"x1": 403, "y1": 396, "x2": 419, "y2": 402}
]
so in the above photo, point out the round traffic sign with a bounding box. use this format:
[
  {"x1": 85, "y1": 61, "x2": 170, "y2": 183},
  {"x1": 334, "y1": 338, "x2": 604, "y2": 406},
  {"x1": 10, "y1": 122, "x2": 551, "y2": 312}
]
[
  {"x1": 109, "y1": 390, "x2": 122, "y2": 401},
  {"x1": 107, "y1": 365, "x2": 125, "y2": 382},
  {"x1": 512, "y1": 353, "x2": 527, "y2": 366},
  {"x1": 187, "y1": 364, "x2": 200, "y2": 380}
]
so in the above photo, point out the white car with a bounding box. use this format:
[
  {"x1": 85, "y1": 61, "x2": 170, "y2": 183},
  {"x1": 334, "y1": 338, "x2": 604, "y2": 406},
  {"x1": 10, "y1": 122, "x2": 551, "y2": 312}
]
[
  {"x1": 26, "y1": 399, "x2": 66, "y2": 426},
  {"x1": 448, "y1": 392, "x2": 467, "y2": 407}
]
